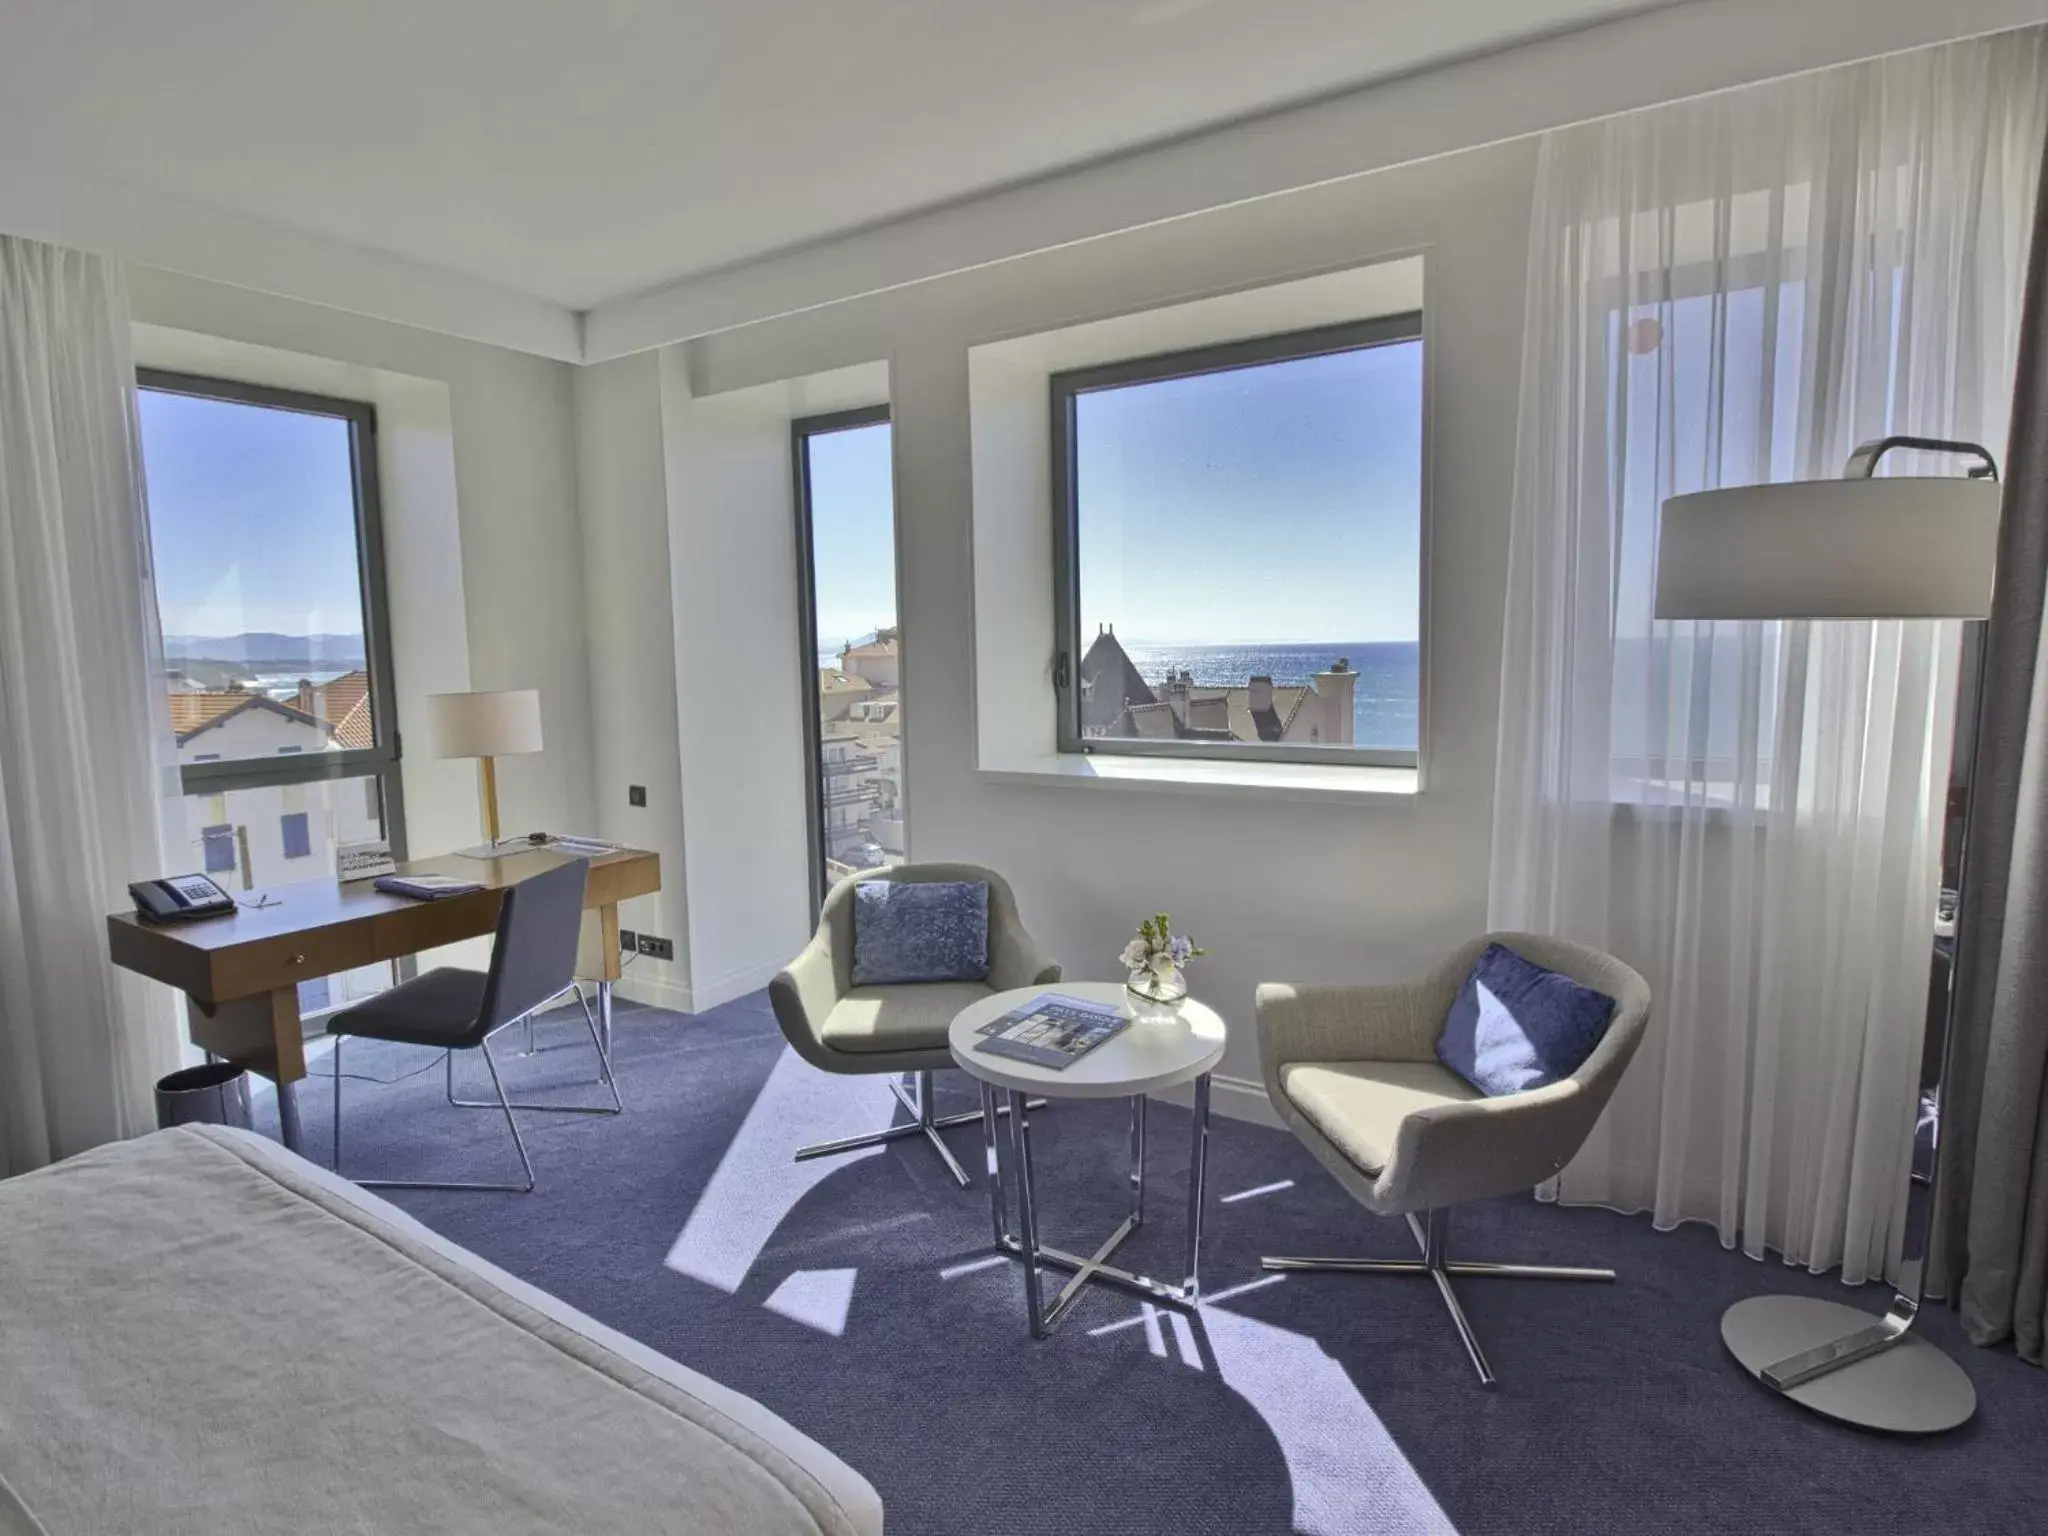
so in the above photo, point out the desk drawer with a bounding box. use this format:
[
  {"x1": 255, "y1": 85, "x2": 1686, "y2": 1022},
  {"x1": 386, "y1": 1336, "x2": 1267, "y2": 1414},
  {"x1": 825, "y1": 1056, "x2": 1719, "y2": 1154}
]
[{"x1": 209, "y1": 925, "x2": 377, "y2": 1000}]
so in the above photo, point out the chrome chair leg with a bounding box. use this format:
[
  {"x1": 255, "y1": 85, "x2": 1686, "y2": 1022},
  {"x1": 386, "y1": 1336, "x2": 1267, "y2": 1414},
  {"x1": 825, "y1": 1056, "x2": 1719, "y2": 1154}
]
[
  {"x1": 793, "y1": 1069, "x2": 1047, "y2": 1186},
  {"x1": 506, "y1": 982, "x2": 595, "y2": 1059},
  {"x1": 335, "y1": 1034, "x2": 537, "y2": 1194},
  {"x1": 1262, "y1": 1208, "x2": 1613, "y2": 1387},
  {"x1": 453, "y1": 994, "x2": 622, "y2": 1116}
]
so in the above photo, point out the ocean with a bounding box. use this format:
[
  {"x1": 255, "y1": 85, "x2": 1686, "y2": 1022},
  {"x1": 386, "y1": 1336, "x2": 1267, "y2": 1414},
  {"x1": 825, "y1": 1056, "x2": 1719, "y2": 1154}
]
[
  {"x1": 1120, "y1": 640, "x2": 1420, "y2": 750},
  {"x1": 819, "y1": 638, "x2": 1421, "y2": 751}
]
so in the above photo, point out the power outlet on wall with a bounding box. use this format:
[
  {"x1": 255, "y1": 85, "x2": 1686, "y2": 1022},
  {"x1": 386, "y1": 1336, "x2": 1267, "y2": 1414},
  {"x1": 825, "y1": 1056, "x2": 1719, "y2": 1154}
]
[
  {"x1": 636, "y1": 933, "x2": 675, "y2": 962},
  {"x1": 618, "y1": 928, "x2": 638, "y2": 953},
  {"x1": 628, "y1": 784, "x2": 647, "y2": 808}
]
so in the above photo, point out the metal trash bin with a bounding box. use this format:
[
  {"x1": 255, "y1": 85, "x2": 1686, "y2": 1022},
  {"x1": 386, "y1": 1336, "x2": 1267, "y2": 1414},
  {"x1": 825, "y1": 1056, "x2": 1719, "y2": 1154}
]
[{"x1": 155, "y1": 1061, "x2": 253, "y2": 1132}]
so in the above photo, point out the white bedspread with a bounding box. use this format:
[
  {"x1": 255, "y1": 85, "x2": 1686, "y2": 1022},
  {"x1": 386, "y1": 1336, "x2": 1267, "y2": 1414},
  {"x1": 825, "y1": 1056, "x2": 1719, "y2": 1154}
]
[{"x1": 0, "y1": 1126, "x2": 882, "y2": 1536}]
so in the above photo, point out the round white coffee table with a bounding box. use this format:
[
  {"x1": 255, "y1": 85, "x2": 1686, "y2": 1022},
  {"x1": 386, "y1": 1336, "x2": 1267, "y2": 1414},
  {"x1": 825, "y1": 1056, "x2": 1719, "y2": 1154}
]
[{"x1": 949, "y1": 982, "x2": 1227, "y2": 1338}]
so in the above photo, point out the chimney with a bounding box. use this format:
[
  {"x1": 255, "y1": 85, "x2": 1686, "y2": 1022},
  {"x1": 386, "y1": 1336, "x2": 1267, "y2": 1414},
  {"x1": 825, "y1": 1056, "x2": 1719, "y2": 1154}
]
[
  {"x1": 1160, "y1": 669, "x2": 1189, "y2": 726},
  {"x1": 1316, "y1": 659, "x2": 1356, "y2": 745},
  {"x1": 296, "y1": 677, "x2": 315, "y2": 715},
  {"x1": 1248, "y1": 675, "x2": 1273, "y2": 715}
]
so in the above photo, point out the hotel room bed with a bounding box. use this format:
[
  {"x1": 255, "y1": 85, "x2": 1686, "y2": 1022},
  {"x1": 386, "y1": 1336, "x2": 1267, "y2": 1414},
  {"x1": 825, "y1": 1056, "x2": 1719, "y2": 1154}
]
[{"x1": 0, "y1": 1124, "x2": 882, "y2": 1536}]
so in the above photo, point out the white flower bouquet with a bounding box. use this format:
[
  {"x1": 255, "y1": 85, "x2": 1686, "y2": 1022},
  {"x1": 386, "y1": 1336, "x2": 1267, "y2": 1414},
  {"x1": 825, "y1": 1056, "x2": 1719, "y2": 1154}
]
[{"x1": 1120, "y1": 913, "x2": 1204, "y2": 1003}]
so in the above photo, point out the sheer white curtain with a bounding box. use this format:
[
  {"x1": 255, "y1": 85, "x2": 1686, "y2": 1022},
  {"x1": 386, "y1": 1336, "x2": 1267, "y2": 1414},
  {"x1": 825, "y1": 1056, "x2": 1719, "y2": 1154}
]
[
  {"x1": 1490, "y1": 31, "x2": 2048, "y2": 1283},
  {"x1": 0, "y1": 236, "x2": 182, "y2": 1176}
]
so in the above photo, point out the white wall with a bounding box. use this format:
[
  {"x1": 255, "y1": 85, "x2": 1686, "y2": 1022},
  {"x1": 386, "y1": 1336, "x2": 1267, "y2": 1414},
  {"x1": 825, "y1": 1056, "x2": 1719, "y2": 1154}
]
[
  {"x1": 650, "y1": 358, "x2": 892, "y2": 1011},
  {"x1": 574, "y1": 351, "x2": 690, "y2": 1007},
  {"x1": 661, "y1": 139, "x2": 1538, "y2": 1114},
  {"x1": 127, "y1": 270, "x2": 595, "y2": 845}
]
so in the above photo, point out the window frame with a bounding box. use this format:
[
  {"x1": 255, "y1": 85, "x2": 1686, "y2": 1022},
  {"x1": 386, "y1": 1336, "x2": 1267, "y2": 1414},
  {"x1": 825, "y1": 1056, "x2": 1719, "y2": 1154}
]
[
  {"x1": 791, "y1": 403, "x2": 893, "y2": 915},
  {"x1": 1049, "y1": 313, "x2": 1426, "y2": 770},
  {"x1": 138, "y1": 368, "x2": 409, "y2": 859}
]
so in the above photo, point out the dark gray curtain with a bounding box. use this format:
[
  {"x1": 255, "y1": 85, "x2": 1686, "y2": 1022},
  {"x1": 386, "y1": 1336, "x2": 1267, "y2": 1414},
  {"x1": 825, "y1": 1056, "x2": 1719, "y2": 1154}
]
[{"x1": 1934, "y1": 125, "x2": 2048, "y2": 1361}]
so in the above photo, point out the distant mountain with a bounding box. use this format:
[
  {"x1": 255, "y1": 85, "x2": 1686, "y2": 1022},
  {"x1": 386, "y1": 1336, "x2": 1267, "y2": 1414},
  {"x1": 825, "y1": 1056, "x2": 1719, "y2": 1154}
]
[{"x1": 162, "y1": 633, "x2": 366, "y2": 668}]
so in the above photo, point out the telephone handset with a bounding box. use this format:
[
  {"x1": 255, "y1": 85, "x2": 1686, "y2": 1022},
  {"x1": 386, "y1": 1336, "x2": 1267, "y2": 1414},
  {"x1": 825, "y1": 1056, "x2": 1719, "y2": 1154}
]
[{"x1": 130, "y1": 873, "x2": 236, "y2": 923}]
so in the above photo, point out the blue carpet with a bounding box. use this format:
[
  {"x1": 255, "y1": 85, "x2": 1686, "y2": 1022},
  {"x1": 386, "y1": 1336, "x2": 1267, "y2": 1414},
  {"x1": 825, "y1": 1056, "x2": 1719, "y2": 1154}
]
[{"x1": 272, "y1": 994, "x2": 2048, "y2": 1535}]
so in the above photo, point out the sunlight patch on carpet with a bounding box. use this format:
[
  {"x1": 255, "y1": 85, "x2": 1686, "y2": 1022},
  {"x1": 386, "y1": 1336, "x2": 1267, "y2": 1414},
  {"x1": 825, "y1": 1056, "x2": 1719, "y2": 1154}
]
[
  {"x1": 764, "y1": 1268, "x2": 860, "y2": 1336},
  {"x1": 1203, "y1": 1305, "x2": 1458, "y2": 1535},
  {"x1": 665, "y1": 1048, "x2": 899, "y2": 1292}
]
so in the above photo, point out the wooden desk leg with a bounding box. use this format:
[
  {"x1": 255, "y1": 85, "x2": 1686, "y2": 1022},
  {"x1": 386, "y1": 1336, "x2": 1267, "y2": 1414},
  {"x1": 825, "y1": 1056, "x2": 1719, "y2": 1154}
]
[
  {"x1": 577, "y1": 903, "x2": 624, "y2": 1064},
  {"x1": 188, "y1": 987, "x2": 307, "y2": 1155}
]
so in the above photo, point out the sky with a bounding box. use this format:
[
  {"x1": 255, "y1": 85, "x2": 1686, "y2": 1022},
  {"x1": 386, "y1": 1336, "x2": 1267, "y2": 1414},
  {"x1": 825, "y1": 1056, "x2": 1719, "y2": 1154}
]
[
  {"x1": 806, "y1": 420, "x2": 899, "y2": 651},
  {"x1": 142, "y1": 338, "x2": 1422, "y2": 651},
  {"x1": 137, "y1": 388, "x2": 367, "y2": 639},
  {"x1": 1076, "y1": 339, "x2": 1422, "y2": 645},
  {"x1": 803, "y1": 339, "x2": 1424, "y2": 652}
]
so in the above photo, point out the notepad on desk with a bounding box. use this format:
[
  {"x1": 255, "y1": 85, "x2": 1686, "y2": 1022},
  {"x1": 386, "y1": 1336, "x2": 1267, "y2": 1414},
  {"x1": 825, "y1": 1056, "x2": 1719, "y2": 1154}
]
[{"x1": 374, "y1": 873, "x2": 485, "y2": 901}]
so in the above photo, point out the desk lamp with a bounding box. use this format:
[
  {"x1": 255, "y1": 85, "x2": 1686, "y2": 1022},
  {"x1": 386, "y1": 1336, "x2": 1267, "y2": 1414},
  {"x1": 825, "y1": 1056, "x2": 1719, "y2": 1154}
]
[{"x1": 427, "y1": 689, "x2": 543, "y2": 847}]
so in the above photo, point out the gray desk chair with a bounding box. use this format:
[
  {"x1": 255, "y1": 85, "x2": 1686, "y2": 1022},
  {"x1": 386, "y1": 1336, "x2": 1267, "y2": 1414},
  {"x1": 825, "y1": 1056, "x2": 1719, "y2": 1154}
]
[
  {"x1": 770, "y1": 863, "x2": 1060, "y2": 1186},
  {"x1": 329, "y1": 857, "x2": 618, "y2": 1194},
  {"x1": 1257, "y1": 932, "x2": 1652, "y2": 1386}
]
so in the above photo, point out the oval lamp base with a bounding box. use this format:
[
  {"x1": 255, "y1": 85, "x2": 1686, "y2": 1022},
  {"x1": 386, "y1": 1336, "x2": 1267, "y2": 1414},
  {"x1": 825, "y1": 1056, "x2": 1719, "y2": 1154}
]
[{"x1": 1720, "y1": 1295, "x2": 1976, "y2": 1436}]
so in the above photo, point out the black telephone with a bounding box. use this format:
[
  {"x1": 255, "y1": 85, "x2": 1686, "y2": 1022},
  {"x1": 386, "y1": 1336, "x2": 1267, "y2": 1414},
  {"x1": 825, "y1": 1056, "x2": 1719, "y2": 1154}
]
[{"x1": 130, "y1": 873, "x2": 236, "y2": 923}]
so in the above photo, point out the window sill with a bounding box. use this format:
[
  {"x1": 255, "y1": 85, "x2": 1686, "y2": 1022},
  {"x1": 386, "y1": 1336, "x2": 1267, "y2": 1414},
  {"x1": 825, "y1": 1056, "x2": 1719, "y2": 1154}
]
[{"x1": 977, "y1": 752, "x2": 1420, "y2": 805}]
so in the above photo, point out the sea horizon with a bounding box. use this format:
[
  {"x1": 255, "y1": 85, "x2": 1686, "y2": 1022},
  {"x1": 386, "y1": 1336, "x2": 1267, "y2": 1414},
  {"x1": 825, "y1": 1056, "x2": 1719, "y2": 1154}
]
[
  {"x1": 821, "y1": 637, "x2": 1420, "y2": 751},
  {"x1": 1121, "y1": 639, "x2": 1419, "y2": 751}
]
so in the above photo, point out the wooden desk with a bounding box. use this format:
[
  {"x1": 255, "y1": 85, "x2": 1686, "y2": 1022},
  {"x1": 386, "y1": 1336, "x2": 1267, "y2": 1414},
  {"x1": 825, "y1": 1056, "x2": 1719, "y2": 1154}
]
[{"x1": 107, "y1": 846, "x2": 660, "y2": 1153}]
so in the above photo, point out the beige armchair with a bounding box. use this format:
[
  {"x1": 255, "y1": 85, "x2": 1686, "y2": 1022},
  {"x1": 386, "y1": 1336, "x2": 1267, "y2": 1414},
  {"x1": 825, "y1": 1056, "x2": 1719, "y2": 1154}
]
[
  {"x1": 1257, "y1": 931, "x2": 1651, "y2": 1385},
  {"x1": 769, "y1": 863, "x2": 1060, "y2": 1186}
]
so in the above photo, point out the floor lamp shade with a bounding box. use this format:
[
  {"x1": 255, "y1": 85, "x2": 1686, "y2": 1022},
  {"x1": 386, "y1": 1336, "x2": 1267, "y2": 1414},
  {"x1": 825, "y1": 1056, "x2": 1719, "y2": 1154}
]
[
  {"x1": 427, "y1": 689, "x2": 543, "y2": 844},
  {"x1": 1656, "y1": 477, "x2": 2000, "y2": 622}
]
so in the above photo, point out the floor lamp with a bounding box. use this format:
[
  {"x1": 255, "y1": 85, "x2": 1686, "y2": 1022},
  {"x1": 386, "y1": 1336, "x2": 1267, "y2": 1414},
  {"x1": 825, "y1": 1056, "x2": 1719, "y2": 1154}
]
[{"x1": 1656, "y1": 435, "x2": 2003, "y2": 1436}]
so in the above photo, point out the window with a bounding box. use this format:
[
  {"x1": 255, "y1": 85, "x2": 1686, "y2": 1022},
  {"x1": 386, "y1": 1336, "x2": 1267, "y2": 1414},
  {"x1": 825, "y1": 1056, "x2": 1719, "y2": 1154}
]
[
  {"x1": 793, "y1": 406, "x2": 904, "y2": 907},
  {"x1": 1052, "y1": 317, "x2": 1424, "y2": 768},
  {"x1": 200, "y1": 823, "x2": 236, "y2": 875},
  {"x1": 137, "y1": 371, "x2": 406, "y2": 1013}
]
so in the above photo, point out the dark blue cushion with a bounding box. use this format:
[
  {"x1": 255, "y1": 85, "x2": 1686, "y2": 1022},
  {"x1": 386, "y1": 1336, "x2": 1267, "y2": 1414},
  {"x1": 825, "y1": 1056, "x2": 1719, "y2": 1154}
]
[
  {"x1": 851, "y1": 880, "x2": 990, "y2": 986},
  {"x1": 1436, "y1": 943, "x2": 1616, "y2": 1098}
]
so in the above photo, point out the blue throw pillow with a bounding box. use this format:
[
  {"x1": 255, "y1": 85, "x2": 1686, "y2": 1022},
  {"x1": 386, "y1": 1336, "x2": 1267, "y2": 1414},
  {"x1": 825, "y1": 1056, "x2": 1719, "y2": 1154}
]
[
  {"x1": 1436, "y1": 943, "x2": 1616, "y2": 1098},
  {"x1": 851, "y1": 880, "x2": 991, "y2": 986}
]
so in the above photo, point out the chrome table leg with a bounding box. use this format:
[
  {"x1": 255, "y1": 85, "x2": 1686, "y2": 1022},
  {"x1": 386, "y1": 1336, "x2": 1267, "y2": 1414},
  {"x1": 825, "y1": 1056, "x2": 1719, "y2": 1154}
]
[
  {"x1": 1008, "y1": 1087, "x2": 1048, "y2": 1338},
  {"x1": 1130, "y1": 1093, "x2": 1147, "y2": 1226},
  {"x1": 1185, "y1": 1073, "x2": 1210, "y2": 1300},
  {"x1": 986, "y1": 1078, "x2": 1209, "y2": 1338},
  {"x1": 981, "y1": 1080, "x2": 1013, "y2": 1247}
]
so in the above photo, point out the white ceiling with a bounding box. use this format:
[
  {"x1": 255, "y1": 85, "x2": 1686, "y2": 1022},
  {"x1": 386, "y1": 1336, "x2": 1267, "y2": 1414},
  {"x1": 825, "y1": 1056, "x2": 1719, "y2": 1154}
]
[{"x1": 0, "y1": 0, "x2": 1673, "y2": 313}]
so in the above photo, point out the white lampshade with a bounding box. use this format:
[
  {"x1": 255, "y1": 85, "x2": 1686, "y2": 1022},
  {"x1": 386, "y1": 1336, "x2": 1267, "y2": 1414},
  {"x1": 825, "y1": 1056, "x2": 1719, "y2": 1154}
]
[
  {"x1": 1656, "y1": 477, "x2": 2001, "y2": 621},
  {"x1": 427, "y1": 689, "x2": 543, "y2": 760}
]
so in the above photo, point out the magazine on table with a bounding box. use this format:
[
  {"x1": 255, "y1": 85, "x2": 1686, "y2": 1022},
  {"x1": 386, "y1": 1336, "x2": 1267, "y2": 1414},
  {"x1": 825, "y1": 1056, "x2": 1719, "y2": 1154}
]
[{"x1": 974, "y1": 993, "x2": 1129, "y2": 1070}]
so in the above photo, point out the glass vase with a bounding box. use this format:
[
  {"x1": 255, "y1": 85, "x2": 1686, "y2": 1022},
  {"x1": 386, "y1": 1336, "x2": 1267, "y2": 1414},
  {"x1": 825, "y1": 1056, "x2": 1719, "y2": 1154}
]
[{"x1": 1127, "y1": 966, "x2": 1188, "y2": 1005}]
